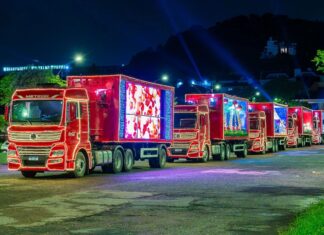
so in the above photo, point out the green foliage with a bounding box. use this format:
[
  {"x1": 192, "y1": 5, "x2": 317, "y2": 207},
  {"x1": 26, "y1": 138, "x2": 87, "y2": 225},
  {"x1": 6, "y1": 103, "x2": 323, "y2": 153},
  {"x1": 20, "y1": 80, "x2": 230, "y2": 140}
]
[
  {"x1": 0, "y1": 115, "x2": 6, "y2": 132},
  {"x1": 312, "y1": 49, "x2": 324, "y2": 73},
  {"x1": 0, "y1": 74, "x2": 14, "y2": 105},
  {"x1": 0, "y1": 152, "x2": 6, "y2": 164},
  {"x1": 279, "y1": 200, "x2": 324, "y2": 235},
  {"x1": 0, "y1": 70, "x2": 66, "y2": 105}
]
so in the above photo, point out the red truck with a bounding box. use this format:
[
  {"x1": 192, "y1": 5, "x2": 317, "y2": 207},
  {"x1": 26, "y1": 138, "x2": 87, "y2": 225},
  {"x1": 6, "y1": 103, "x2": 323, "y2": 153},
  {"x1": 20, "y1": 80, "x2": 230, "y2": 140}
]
[
  {"x1": 167, "y1": 93, "x2": 249, "y2": 162},
  {"x1": 248, "y1": 102, "x2": 288, "y2": 153},
  {"x1": 287, "y1": 106, "x2": 312, "y2": 147},
  {"x1": 312, "y1": 110, "x2": 324, "y2": 144},
  {"x1": 6, "y1": 75, "x2": 174, "y2": 178}
]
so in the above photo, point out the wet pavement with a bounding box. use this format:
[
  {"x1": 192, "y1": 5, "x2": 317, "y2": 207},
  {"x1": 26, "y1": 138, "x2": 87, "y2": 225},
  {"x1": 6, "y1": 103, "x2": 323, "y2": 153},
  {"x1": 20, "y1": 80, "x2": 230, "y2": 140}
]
[{"x1": 0, "y1": 146, "x2": 323, "y2": 234}]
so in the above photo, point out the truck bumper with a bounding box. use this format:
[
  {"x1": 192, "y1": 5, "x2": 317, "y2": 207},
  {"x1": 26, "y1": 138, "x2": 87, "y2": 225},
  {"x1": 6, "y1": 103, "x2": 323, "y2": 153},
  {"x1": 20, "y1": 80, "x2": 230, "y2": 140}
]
[
  {"x1": 167, "y1": 147, "x2": 201, "y2": 159},
  {"x1": 8, "y1": 156, "x2": 66, "y2": 172}
]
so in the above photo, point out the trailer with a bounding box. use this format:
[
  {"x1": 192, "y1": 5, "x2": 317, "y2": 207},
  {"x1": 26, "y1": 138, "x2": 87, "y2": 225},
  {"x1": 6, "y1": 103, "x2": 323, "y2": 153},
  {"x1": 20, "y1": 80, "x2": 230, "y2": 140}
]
[
  {"x1": 6, "y1": 74, "x2": 174, "y2": 178},
  {"x1": 167, "y1": 93, "x2": 249, "y2": 162},
  {"x1": 248, "y1": 102, "x2": 288, "y2": 153},
  {"x1": 287, "y1": 106, "x2": 312, "y2": 147},
  {"x1": 312, "y1": 110, "x2": 324, "y2": 144}
]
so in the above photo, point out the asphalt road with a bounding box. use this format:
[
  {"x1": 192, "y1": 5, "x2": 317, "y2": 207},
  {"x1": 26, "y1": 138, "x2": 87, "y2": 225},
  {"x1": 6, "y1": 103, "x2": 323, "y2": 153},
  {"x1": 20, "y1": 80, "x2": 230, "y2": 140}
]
[{"x1": 0, "y1": 146, "x2": 323, "y2": 235}]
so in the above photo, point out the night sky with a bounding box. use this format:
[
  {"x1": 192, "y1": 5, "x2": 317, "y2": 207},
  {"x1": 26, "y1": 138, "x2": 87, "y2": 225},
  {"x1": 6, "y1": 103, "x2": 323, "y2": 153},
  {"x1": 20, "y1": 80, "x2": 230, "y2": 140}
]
[{"x1": 0, "y1": 0, "x2": 323, "y2": 68}]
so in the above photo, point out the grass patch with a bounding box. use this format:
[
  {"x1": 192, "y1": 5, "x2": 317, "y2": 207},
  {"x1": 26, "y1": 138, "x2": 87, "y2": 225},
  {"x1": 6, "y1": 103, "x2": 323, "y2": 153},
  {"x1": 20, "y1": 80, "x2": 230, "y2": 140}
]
[
  {"x1": 0, "y1": 152, "x2": 7, "y2": 164},
  {"x1": 279, "y1": 200, "x2": 324, "y2": 235}
]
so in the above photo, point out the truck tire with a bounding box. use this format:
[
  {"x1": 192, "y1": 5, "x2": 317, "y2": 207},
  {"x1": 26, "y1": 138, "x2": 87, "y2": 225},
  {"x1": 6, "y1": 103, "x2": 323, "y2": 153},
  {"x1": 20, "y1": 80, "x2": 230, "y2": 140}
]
[
  {"x1": 123, "y1": 149, "x2": 134, "y2": 172},
  {"x1": 271, "y1": 140, "x2": 276, "y2": 153},
  {"x1": 224, "y1": 144, "x2": 231, "y2": 160},
  {"x1": 200, "y1": 146, "x2": 209, "y2": 162},
  {"x1": 149, "y1": 147, "x2": 167, "y2": 168},
  {"x1": 111, "y1": 148, "x2": 124, "y2": 173},
  {"x1": 262, "y1": 143, "x2": 266, "y2": 154},
  {"x1": 70, "y1": 152, "x2": 87, "y2": 178},
  {"x1": 301, "y1": 138, "x2": 306, "y2": 147},
  {"x1": 216, "y1": 144, "x2": 225, "y2": 161},
  {"x1": 238, "y1": 145, "x2": 248, "y2": 158},
  {"x1": 21, "y1": 171, "x2": 37, "y2": 178}
]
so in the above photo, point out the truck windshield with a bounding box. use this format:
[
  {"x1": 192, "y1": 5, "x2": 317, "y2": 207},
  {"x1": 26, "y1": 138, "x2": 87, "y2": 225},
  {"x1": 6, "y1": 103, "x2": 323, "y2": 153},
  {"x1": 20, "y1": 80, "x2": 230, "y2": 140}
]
[
  {"x1": 250, "y1": 119, "x2": 259, "y2": 130},
  {"x1": 11, "y1": 100, "x2": 63, "y2": 125},
  {"x1": 174, "y1": 113, "x2": 197, "y2": 129}
]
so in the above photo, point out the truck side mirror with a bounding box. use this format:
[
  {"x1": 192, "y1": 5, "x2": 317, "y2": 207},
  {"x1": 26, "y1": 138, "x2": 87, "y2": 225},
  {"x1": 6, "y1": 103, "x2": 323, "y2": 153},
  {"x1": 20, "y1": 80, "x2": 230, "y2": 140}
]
[{"x1": 4, "y1": 105, "x2": 9, "y2": 122}]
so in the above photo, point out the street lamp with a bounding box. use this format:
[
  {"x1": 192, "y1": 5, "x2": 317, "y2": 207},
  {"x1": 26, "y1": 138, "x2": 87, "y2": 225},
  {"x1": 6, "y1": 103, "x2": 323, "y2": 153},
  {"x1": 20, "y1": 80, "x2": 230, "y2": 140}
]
[
  {"x1": 161, "y1": 74, "x2": 169, "y2": 82},
  {"x1": 214, "y1": 84, "x2": 221, "y2": 91},
  {"x1": 74, "y1": 54, "x2": 84, "y2": 63},
  {"x1": 256, "y1": 91, "x2": 260, "y2": 96}
]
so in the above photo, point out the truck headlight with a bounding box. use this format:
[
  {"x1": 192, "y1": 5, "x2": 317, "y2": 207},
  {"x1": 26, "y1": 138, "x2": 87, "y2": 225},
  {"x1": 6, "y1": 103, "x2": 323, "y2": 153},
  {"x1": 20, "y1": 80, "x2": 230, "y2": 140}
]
[
  {"x1": 190, "y1": 144, "x2": 199, "y2": 150},
  {"x1": 7, "y1": 150, "x2": 17, "y2": 157},
  {"x1": 51, "y1": 150, "x2": 64, "y2": 157}
]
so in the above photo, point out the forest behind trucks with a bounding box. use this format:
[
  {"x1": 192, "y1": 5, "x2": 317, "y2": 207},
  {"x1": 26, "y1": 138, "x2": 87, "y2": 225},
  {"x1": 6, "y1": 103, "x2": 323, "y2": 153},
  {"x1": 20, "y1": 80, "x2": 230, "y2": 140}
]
[
  {"x1": 6, "y1": 75, "x2": 174, "y2": 178},
  {"x1": 167, "y1": 93, "x2": 249, "y2": 162},
  {"x1": 248, "y1": 102, "x2": 288, "y2": 154}
]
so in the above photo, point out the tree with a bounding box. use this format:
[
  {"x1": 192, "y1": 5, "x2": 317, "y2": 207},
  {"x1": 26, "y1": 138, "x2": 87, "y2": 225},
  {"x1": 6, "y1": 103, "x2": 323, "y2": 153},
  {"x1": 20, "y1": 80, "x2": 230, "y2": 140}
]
[
  {"x1": 312, "y1": 49, "x2": 324, "y2": 73},
  {"x1": 0, "y1": 70, "x2": 66, "y2": 105}
]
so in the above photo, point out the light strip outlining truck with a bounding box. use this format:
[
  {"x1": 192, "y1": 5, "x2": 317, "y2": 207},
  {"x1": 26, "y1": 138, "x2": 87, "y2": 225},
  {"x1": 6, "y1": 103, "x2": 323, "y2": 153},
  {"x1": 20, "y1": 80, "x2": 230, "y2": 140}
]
[
  {"x1": 6, "y1": 75, "x2": 174, "y2": 177},
  {"x1": 167, "y1": 93, "x2": 249, "y2": 162},
  {"x1": 248, "y1": 102, "x2": 288, "y2": 153},
  {"x1": 287, "y1": 106, "x2": 312, "y2": 147}
]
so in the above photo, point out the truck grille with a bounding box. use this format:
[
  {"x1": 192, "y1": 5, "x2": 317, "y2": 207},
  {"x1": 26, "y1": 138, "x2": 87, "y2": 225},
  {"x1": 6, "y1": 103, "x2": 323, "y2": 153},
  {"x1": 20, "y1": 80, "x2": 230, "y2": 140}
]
[
  {"x1": 172, "y1": 143, "x2": 190, "y2": 148},
  {"x1": 173, "y1": 132, "x2": 196, "y2": 139},
  {"x1": 9, "y1": 132, "x2": 61, "y2": 142},
  {"x1": 17, "y1": 146, "x2": 51, "y2": 156}
]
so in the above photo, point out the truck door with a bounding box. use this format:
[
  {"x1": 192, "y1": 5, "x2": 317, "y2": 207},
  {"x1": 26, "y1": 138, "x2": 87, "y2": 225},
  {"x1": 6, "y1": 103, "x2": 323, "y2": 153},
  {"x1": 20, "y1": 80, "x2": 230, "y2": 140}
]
[
  {"x1": 65, "y1": 101, "x2": 80, "y2": 162},
  {"x1": 199, "y1": 114, "x2": 207, "y2": 146}
]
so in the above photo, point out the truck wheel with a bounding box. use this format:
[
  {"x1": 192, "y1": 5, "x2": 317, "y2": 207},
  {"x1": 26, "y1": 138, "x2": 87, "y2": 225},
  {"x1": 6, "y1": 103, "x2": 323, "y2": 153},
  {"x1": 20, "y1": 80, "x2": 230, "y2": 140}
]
[
  {"x1": 200, "y1": 146, "x2": 209, "y2": 162},
  {"x1": 70, "y1": 152, "x2": 87, "y2": 178},
  {"x1": 149, "y1": 147, "x2": 167, "y2": 168},
  {"x1": 302, "y1": 138, "x2": 306, "y2": 147},
  {"x1": 240, "y1": 145, "x2": 248, "y2": 158},
  {"x1": 21, "y1": 171, "x2": 37, "y2": 178},
  {"x1": 282, "y1": 142, "x2": 287, "y2": 150},
  {"x1": 262, "y1": 143, "x2": 266, "y2": 154},
  {"x1": 216, "y1": 144, "x2": 225, "y2": 161},
  {"x1": 225, "y1": 144, "x2": 231, "y2": 160},
  {"x1": 123, "y1": 149, "x2": 134, "y2": 172},
  {"x1": 271, "y1": 140, "x2": 276, "y2": 153},
  {"x1": 111, "y1": 148, "x2": 124, "y2": 173}
]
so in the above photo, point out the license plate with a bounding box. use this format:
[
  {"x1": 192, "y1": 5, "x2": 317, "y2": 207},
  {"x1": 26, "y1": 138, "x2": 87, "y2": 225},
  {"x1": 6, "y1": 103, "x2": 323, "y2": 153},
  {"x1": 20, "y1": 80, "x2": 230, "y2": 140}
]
[
  {"x1": 28, "y1": 156, "x2": 39, "y2": 161},
  {"x1": 174, "y1": 149, "x2": 183, "y2": 152}
]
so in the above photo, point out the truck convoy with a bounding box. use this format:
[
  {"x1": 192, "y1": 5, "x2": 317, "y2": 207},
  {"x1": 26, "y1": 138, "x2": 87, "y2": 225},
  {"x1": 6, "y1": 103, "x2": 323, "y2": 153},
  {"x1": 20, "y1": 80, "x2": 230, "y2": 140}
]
[
  {"x1": 287, "y1": 106, "x2": 313, "y2": 147},
  {"x1": 6, "y1": 75, "x2": 174, "y2": 178},
  {"x1": 312, "y1": 110, "x2": 324, "y2": 144},
  {"x1": 167, "y1": 93, "x2": 249, "y2": 161},
  {"x1": 248, "y1": 102, "x2": 288, "y2": 153},
  {"x1": 5, "y1": 73, "x2": 320, "y2": 177}
]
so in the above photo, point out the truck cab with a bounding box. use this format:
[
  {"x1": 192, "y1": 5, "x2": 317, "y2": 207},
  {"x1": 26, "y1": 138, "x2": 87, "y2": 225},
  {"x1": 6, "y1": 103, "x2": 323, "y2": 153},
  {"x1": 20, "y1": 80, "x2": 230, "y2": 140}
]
[
  {"x1": 248, "y1": 111, "x2": 267, "y2": 153},
  {"x1": 312, "y1": 110, "x2": 323, "y2": 144},
  {"x1": 7, "y1": 88, "x2": 92, "y2": 178},
  {"x1": 167, "y1": 105, "x2": 210, "y2": 162},
  {"x1": 287, "y1": 107, "x2": 312, "y2": 147}
]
